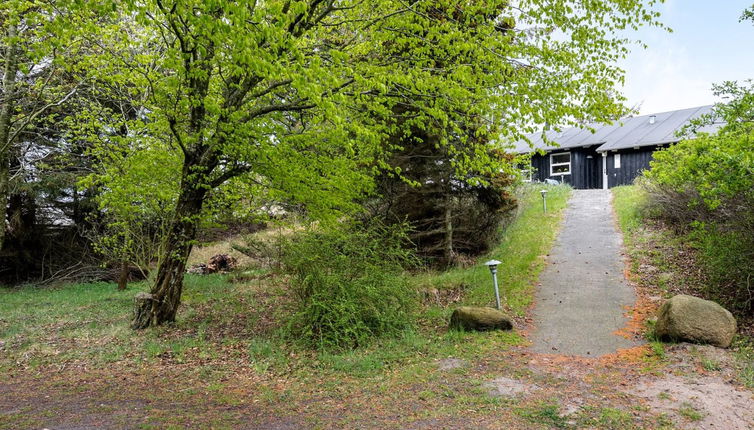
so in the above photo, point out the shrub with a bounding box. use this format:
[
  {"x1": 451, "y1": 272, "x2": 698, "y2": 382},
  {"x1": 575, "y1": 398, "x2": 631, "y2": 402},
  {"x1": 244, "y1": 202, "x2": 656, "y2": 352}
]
[
  {"x1": 642, "y1": 131, "x2": 754, "y2": 314},
  {"x1": 281, "y1": 223, "x2": 418, "y2": 350}
]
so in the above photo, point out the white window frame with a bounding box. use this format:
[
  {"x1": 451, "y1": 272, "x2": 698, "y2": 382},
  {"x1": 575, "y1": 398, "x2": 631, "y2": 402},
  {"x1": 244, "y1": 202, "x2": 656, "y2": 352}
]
[
  {"x1": 614, "y1": 153, "x2": 621, "y2": 169},
  {"x1": 550, "y1": 152, "x2": 571, "y2": 176}
]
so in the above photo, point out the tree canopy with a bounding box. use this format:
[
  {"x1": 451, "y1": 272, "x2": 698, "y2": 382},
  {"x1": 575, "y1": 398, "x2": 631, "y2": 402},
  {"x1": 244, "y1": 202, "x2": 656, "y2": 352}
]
[{"x1": 1, "y1": 0, "x2": 664, "y2": 326}]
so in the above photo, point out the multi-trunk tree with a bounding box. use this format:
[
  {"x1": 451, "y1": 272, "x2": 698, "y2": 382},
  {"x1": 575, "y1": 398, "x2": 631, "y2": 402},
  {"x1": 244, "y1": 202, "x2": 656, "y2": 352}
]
[{"x1": 65, "y1": 0, "x2": 663, "y2": 328}]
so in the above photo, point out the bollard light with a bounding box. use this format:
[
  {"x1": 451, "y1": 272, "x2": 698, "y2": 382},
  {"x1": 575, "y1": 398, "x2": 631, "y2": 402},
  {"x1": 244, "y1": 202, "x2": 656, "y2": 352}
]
[
  {"x1": 540, "y1": 189, "x2": 548, "y2": 213},
  {"x1": 485, "y1": 259, "x2": 503, "y2": 310}
]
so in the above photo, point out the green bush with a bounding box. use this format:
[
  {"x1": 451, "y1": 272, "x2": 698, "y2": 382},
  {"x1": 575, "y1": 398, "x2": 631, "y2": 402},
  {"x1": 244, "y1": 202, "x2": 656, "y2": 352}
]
[
  {"x1": 281, "y1": 223, "x2": 418, "y2": 350},
  {"x1": 643, "y1": 130, "x2": 754, "y2": 314}
]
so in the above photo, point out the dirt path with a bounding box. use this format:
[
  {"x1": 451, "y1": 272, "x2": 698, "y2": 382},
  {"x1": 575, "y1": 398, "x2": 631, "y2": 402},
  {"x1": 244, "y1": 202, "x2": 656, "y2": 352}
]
[{"x1": 530, "y1": 189, "x2": 637, "y2": 356}]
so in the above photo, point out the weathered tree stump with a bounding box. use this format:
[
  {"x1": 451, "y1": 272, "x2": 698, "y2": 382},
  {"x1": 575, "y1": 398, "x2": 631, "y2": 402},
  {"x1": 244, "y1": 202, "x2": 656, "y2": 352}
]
[
  {"x1": 131, "y1": 292, "x2": 155, "y2": 330},
  {"x1": 449, "y1": 306, "x2": 513, "y2": 331}
]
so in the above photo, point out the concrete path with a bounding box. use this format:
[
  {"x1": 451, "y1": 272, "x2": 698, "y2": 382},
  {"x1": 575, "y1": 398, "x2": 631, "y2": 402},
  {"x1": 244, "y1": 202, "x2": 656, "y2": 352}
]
[{"x1": 530, "y1": 190, "x2": 637, "y2": 356}]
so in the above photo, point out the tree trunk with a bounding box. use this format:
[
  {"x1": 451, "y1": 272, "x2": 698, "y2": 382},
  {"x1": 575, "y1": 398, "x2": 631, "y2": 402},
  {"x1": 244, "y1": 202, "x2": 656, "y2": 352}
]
[
  {"x1": 443, "y1": 195, "x2": 454, "y2": 267},
  {"x1": 0, "y1": 24, "x2": 19, "y2": 253},
  {"x1": 117, "y1": 261, "x2": 129, "y2": 290},
  {"x1": 131, "y1": 177, "x2": 208, "y2": 329}
]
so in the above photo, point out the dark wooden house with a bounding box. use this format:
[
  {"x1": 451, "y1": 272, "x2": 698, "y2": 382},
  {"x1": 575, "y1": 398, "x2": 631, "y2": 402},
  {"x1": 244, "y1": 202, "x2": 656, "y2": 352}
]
[{"x1": 513, "y1": 106, "x2": 724, "y2": 189}]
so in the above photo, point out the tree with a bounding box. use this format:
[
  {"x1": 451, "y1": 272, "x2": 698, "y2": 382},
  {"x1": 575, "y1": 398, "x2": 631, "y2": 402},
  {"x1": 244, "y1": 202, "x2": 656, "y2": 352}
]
[
  {"x1": 76, "y1": 1, "x2": 383, "y2": 328},
  {"x1": 372, "y1": 137, "x2": 519, "y2": 266},
  {"x1": 359, "y1": 1, "x2": 662, "y2": 265},
  {"x1": 69, "y1": 0, "x2": 662, "y2": 328},
  {"x1": 0, "y1": 1, "x2": 84, "y2": 254}
]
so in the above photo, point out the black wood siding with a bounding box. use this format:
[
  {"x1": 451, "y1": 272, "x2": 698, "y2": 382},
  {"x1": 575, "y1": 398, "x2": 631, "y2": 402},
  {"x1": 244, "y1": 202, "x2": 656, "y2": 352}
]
[
  {"x1": 529, "y1": 147, "x2": 602, "y2": 189},
  {"x1": 605, "y1": 147, "x2": 657, "y2": 187},
  {"x1": 527, "y1": 145, "x2": 661, "y2": 189}
]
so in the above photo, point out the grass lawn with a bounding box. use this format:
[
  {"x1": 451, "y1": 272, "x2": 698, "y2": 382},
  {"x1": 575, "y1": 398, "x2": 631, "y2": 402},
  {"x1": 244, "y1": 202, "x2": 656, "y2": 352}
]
[
  {"x1": 1, "y1": 184, "x2": 572, "y2": 374},
  {"x1": 4, "y1": 184, "x2": 751, "y2": 429},
  {"x1": 0, "y1": 184, "x2": 577, "y2": 428}
]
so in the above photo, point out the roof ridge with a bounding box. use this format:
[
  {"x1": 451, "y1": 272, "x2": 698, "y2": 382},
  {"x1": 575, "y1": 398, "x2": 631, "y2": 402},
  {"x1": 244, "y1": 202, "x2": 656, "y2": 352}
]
[{"x1": 622, "y1": 104, "x2": 714, "y2": 119}]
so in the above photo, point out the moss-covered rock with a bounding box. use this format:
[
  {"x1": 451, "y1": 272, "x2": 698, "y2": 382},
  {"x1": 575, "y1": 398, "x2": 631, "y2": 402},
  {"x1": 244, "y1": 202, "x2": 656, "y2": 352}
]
[
  {"x1": 449, "y1": 306, "x2": 513, "y2": 331},
  {"x1": 655, "y1": 295, "x2": 737, "y2": 348}
]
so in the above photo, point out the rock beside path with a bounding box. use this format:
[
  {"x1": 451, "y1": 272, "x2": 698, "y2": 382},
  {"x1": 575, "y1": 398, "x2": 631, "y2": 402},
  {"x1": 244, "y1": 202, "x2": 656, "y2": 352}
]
[
  {"x1": 655, "y1": 294, "x2": 737, "y2": 348},
  {"x1": 449, "y1": 306, "x2": 513, "y2": 331}
]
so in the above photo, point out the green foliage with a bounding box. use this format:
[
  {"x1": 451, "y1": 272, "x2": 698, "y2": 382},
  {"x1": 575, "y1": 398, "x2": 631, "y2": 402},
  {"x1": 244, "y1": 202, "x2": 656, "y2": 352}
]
[
  {"x1": 646, "y1": 132, "x2": 754, "y2": 211},
  {"x1": 701, "y1": 357, "x2": 721, "y2": 371},
  {"x1": 743, "y1": 5, "x2": 754, "y2": 23},
  {"x1": 63, "y1": 0, "x2": 664, "y2": 229},
  {"x1": 66, "y1": 0, "x2": 664, "y2": 218},
  {"x1": 23, "y1": 0, "x2": 664, "y2": 322},
  {"x1": 374, "y1": 146, "x2": 519, "y2": 266},
  {"x1": 650, "y1": 341, "x2": 666, "y2": 360},
  {"x1": 281, "y1": 223, "x2": 418, "y2": 350},
  {"x1": 643, "y1": 98, "x2": 754, "y2": 314},
  {"x1": 734, "y1": 337, "x2": 754, "y2": 388},
  {"x1": 0, "y1": 0, "x2": 105, "y2": 278},
  {"x1": 643, "y1": 77, "x2": 754, "y2": 314},
  {"x1": 82, "y1": 136, "x2": 180, "y2": 272}
]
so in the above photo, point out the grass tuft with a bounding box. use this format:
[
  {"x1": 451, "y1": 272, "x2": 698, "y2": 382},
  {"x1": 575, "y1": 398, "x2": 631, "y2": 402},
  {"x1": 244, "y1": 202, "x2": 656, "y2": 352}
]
[{"x1": 515, "y1": 401, "x2": 569, "y2": 429}]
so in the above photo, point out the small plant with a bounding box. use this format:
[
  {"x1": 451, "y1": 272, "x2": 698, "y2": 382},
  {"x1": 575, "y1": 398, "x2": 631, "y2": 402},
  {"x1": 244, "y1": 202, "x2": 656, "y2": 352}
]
[
  {"x1": 701, "y1": 358, "x2": 722, "y2": 371},
  {"x1": 650, "y1": 341, "x2": 666, "y2": 360},
  {"x1": 597, "y1": 408, "x2": 634, "y2": 429},
  {"x1": 734, "y1": 337, "x2": 754, "y2": 388},
  {"x1": 515, "y1": 401, "x2": 569, "y2": 429},
  {"x1": 678, "y1": 402, "x2": 704, "y2": 421},
  {"x1": 655, "y1": 413, "x2": 675, "y2": 428},
  {"x1": 281, "y1": 222, "x2": 418, "y2": 350},
  {"x1": 739, "y1": 361, "x2": 754, "y2": 389}
]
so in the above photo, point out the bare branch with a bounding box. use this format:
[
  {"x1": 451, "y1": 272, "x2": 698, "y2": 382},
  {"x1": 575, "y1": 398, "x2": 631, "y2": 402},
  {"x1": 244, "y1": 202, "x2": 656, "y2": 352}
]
[{"x1": 3, "y1": 87, "x2": 79, "y2": 153}]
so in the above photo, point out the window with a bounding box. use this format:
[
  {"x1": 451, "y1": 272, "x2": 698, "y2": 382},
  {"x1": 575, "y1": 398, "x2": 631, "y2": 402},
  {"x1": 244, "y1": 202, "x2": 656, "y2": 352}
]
[
  {"x1": 614, "y1": 153, "x2": 621, "y2": 169},
  {"x1": 550, "y1": 152, "x2": 571, "y2": 176}
]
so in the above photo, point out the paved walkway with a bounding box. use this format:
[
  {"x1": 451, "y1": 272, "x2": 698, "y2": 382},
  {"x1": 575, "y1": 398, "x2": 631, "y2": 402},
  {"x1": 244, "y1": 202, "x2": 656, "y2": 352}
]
[{"x1": 530, "y1": 190, "x2": 637, "y2": 356}]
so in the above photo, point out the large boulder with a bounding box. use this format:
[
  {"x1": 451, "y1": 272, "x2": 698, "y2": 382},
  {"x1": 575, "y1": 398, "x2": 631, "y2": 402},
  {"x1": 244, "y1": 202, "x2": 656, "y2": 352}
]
[
  {"x1": 655, "y1": 295, "x2": 737, "y2": 348},
  {"x1": 450, "y1": 306, "x2": 513, "y2": 331}
]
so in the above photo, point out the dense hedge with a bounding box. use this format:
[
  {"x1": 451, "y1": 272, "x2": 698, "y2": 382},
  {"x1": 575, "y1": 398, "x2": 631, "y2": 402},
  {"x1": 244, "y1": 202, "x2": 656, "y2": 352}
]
[{"x1": 643, "y1": 130, "x2": 754, "y2": 314}]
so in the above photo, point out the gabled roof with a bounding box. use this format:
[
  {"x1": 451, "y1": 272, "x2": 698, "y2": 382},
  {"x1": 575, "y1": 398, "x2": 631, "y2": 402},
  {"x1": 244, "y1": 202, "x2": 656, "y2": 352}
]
[{"x1": 512, "y1": 105, "x2": 725, "y2": 153}]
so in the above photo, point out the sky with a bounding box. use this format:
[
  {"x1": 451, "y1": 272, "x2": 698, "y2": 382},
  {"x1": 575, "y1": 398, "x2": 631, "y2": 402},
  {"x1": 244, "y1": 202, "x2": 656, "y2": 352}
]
[{"x1": 619, "y1": 0, "x2": 754, "y2": 114}]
